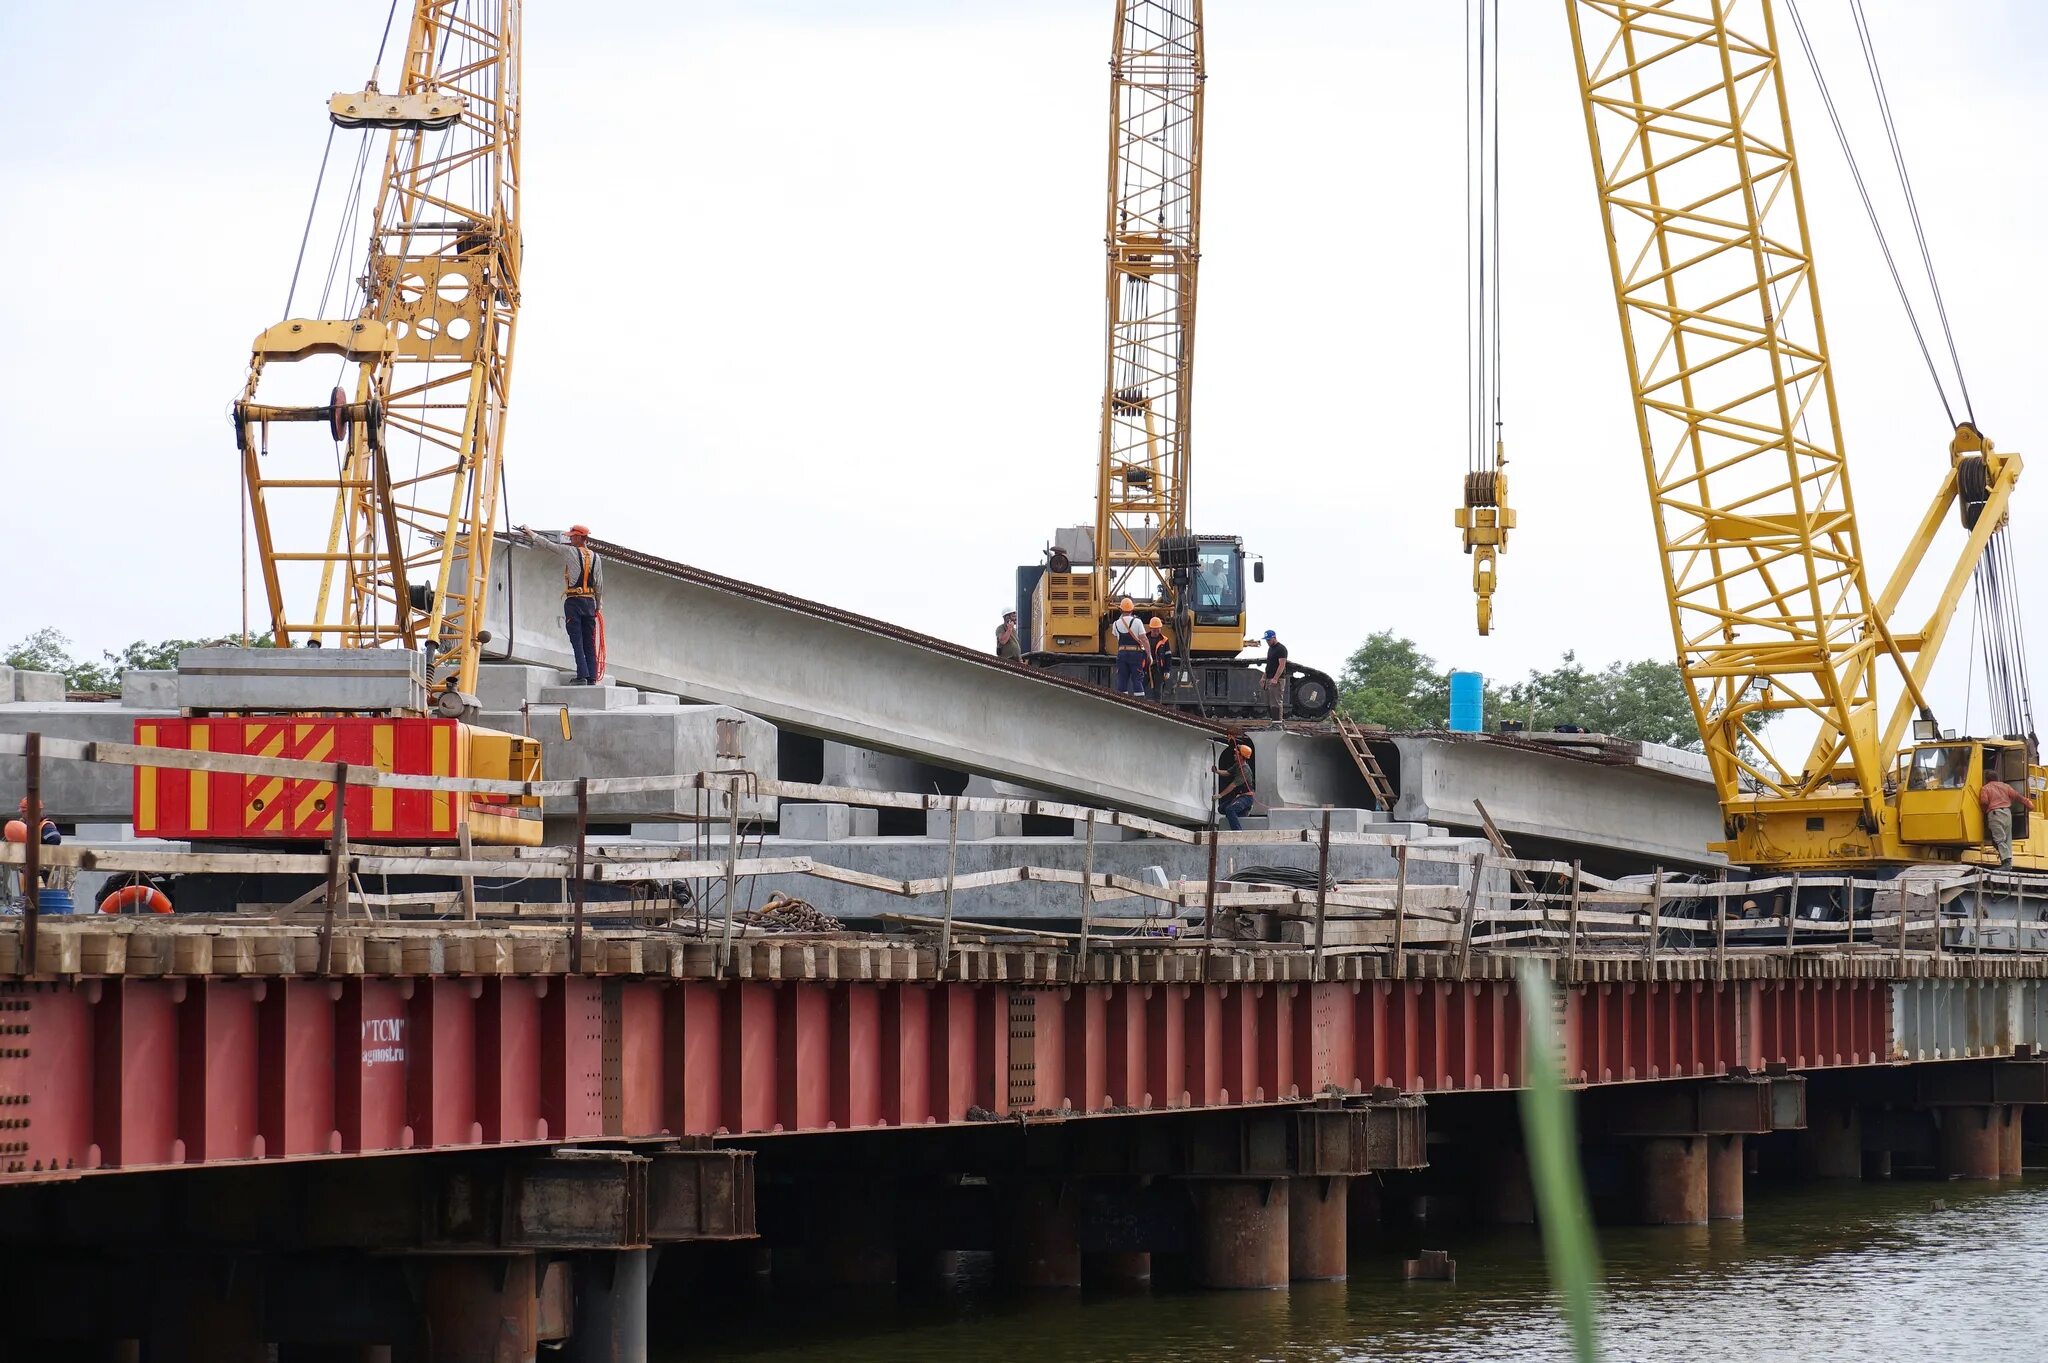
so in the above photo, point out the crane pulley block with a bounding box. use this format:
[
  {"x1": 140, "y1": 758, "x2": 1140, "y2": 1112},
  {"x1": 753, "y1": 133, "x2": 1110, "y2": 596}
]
[{"x1": 329, "y1": 88, "x2": 467, "y2": 130}]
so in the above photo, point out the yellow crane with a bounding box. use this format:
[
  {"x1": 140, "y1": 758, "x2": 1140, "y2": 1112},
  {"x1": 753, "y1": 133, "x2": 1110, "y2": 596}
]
[
  {"x1": 138, "y1": 0, "x2": 539, "y2": 845},
  {"x1": 1565, "y1": 0, "x2": 2034, "y2": 869},
  {"x1": 1024, "y1": 0, "x2": 1337, "y2": 720}
]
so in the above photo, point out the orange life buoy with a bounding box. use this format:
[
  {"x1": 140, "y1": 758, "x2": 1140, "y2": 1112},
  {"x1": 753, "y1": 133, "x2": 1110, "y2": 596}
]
[{"x1": 100, "y1": 885, "x2": 173, "y2": 915}]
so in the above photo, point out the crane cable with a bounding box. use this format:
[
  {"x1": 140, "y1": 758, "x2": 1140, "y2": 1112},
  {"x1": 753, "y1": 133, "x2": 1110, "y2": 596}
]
[
  {"x1": 1785, "y1": 0, "x2": 2030, "y2": 744},
  {"x1": 1464, "y1": 0, "x2": 1504, "y2": 485}
]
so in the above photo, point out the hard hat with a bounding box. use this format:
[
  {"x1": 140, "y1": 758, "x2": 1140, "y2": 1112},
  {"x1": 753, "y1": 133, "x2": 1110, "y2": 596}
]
[
  {"x1": 1262, "y1": 629, "x2": 1277, "y2": 640},
  {"x1": 1148, "y1": 616, "x2": 1164, "y2": 629},
  {"x1": 569, "y1": 523, "x2": 591, "y2": 537},
  {"x1": 1236, "y1": 744, "x2": 1253, "y2": 759},
  {"x1": 1120, "y1": 597, "x2": 1134, "y2": 612},
  {"x1": 1003, "y1": 609, "x2": 1017, "y2": 619}
]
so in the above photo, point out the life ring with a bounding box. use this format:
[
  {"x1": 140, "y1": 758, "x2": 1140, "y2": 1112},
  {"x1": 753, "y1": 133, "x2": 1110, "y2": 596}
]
[{"x1": 100, "y1": 885, "x2": 173, "y2": 915}]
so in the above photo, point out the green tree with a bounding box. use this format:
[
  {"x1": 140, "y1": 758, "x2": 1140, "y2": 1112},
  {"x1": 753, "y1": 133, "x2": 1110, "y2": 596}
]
[
  {"x1": 4, "y1": 629, "x2": 274, "y2": 695},
  {"x1": 1336, "y1": 631, "x2": 1459, "y2": 729}
]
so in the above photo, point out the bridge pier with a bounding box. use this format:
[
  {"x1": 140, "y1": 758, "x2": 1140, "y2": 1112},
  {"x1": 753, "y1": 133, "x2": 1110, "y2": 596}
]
[
  {"x1": 1706, "y1": 1135, "x2": 1745, "y2": 1221},
  {"x1": 1287, "y1": 1176, "x2": 1348, "y2": 1281},
  {"x1": 1487, "y1": 1146, "x2": 1537, "y2": 1224},
  {"x1": 562, "y1": 1251, "x2": 650, "y2": 1363},
  {"x1": 996, "y1": 1178, "x2": 1083, "y2": 1289},
  {"x1": 1798, "y1": 1100, "x2": 1864, "y2": 1179},
  {"x1": 1189, "y1": 1179, "x2": 1289, "y2": 1290},
  {"x1": 1635, "y1": 1136, "x2": 1708, "y2": 1226},
  {"x1": 417, "y1": 1255, "x2": 538, "y2": 1363},
  {"x1": 2000, "y1": 1106, "x2": 2025, "y2": 1178},
  {"x1": 1939, "y1": 1106, "x2": 2005, "y2": 1181}
]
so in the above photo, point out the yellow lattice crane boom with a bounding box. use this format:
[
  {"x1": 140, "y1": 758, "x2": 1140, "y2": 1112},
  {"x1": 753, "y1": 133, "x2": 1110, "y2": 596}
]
[
  {"x1": 1566, "y1": 0, "x2": 2031, "y2": 868},
  {"x1": 236, "y1": 0, "x2": 521, "y2": 704},
  {"x1": 1026, "y1": 0, "x2": 1337, "y2": 719}
]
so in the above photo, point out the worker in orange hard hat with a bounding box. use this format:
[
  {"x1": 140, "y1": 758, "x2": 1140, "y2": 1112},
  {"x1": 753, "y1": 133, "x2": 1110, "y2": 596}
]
[
  {"x1": 515, "y1": 522, "x2": 604, "y2": 684},
  {"x1": 1214, "y1": 740, "x2": 1257, "y2": 830},
  {"x1": 1109, "y1": 597, "x2": 1151, "y2": 698},
  {"x1": 1143, "y1": 615, "x2": 1174, "y2": 698},
  {"x1": 7, "y1": 796, "x2": 61, "y2": 891}
]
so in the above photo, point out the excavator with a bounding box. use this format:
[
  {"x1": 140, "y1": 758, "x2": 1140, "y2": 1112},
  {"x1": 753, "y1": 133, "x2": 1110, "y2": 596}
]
[
  {"x1": 1017, "y1": 0, "x2": 1338, "y2": 721},
  {"x1": 1561, "y1": 0, "x2": 2041, "y2": 874},
  {"x1": 131, "y1": 0, "x2": 541, "y2": 845}
]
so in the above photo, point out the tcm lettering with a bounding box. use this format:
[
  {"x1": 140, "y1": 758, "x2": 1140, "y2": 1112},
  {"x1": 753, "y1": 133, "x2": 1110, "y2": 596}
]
[{"x1": 362, "y1": 1016, "x2": 407, "y2": 1066}]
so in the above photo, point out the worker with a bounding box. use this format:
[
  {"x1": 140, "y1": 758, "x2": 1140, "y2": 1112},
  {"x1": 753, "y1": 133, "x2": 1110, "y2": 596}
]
[
  {"x1": 996, "y1": 610, "x2": 1022, "y2": 661},
  {"x1": 1216, "y1": 742, "x2": 1256, "y2": 830},
  {"x1": 1109, "y1": 597, "x2": 1151, "y2": 697},
  {"x1": 1144, "y1": 616, "x2": 1174, "y2": 698},
  {"x1": 515, "y1": 523, "x2": 603, "y2": 685},
  {"x1": 7, "y1": 797, "x2": 61, "y2": 891},
  {"x1": 1257, "y1": 629, "x2": 1289, "y2": 718},
  {"x1": 1979, "y1": 775, "x2": 2034, "y2": 869}
]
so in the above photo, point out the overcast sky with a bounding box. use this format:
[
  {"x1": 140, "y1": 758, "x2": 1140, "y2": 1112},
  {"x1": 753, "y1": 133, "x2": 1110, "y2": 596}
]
[{"x1": 2, "y1": 1, "x2": 2043, "y2": 732}]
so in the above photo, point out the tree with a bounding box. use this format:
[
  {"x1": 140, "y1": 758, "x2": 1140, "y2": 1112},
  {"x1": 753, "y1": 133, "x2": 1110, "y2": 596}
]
[
  {"x1": 1337, "y1": 631, "x2": 1460, "y2": 729},
  {"x1": 3, "y1": 629, "x2": 273, "y2": 695},
  {"x1": 1336, "y1": 632, "x2": 1770, "y2": 752}
]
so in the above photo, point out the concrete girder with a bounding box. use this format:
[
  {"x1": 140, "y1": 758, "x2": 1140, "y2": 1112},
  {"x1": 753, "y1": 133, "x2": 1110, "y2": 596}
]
[
  {"x1": 486, "y1": 538, "x2": 1218, "y2": 822},
  {"x1": 1388, "y1": 734, "x2": 1726, "y2": 866}
]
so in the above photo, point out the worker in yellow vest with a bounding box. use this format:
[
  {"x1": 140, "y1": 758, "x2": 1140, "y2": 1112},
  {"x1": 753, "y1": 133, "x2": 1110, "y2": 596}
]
[{"x1": 516, "y1": 523, "x2": 604, "y2": 684}]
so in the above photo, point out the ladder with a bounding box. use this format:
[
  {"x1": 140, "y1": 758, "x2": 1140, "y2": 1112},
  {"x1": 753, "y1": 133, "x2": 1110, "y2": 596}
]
[{"x1": 1333, "y1": 715, "x2": 1398, "y2": 812}]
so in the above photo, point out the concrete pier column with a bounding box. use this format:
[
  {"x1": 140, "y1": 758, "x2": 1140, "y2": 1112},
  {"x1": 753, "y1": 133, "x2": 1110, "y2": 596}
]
[
  {"x1": 1287, "y1": 1177, "x2": 1348, "y2": 1282},
  {"x1": 1346, "y1": 1175, "x2": 1383, "y2": 1249},
  {"x1": 1082, "y1": 1252, "x2": 1153, "y2": 1289},
  {"x1": 1189, "y1": 1179, "x2": 1289, "y2": 1290},
  {"x1": 419, "y1": 1254, "x2": 538, "y2": 1363},
  {"x1": 996, "y1": 1179, "x2": 1082, "y2": 1289},
  {"x1": 1636, "y1": 1136, "x2": 1708, "y2": 1226},
  {"x1": 1706, "y1": 1135, "x2": 1745, "y2": 1221},
  {"x1": 563, "y1": 1250, "x2": 649, "y2": 1363},
  {"x1": 1488, "y1": 1147, "x2": 1537, "y2": 1225},
  {"x1": 1939, "y1": 1106, "x2": 2004, "y2": 1181},
  {"x1": 1861, "y1": 1149, "x2": 1892, "y2": 1181},
  {"x1": 2000, "y1": 1107, "x2": 2026, "y2": 1179},
  {"x1": 1798, "y1": 1103, "x2": 1863, "y2": 1179}
]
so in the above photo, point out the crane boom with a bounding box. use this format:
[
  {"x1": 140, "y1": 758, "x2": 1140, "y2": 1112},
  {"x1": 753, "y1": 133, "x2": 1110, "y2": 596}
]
[
  {"x1": 1095, "y1": 0, "x2": 1204, "y2": 602},
  {"x1": 1566, "y1": 0, "x2": 2026, "y2": 867},
  {"x1": 237, "y1": 0, "x2": 522, "y2": 702}
]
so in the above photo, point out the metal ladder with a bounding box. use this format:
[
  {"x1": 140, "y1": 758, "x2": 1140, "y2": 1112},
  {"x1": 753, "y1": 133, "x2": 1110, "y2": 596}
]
[{"x1": 1333, "y1": 715, "x2": 1398, "y2": 812}]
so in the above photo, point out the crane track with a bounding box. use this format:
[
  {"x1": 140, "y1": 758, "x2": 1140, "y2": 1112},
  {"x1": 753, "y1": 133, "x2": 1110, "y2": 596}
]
[{"x1": 579, "y1": 537, "x2": 1234, "y2": 738}]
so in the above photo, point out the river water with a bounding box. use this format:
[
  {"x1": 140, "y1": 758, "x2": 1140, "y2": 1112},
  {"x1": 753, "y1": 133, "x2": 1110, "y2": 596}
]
[{"x1": 682, "y1": 1177, "x2": 2045, "y2": 1362}]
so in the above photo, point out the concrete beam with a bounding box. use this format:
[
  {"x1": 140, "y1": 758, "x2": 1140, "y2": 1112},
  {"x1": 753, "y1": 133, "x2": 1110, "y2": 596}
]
[
  {"x1": 1389, "y1": 734, "x2": 1726, "y2": 866},
  {"x1": 486, "y1": 538, "x2": 1217, "y2": 822}
]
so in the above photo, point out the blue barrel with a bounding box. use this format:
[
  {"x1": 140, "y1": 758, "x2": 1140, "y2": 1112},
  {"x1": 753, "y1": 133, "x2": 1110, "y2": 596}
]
[
  {"x1": 32, "y1": 887, "x2": 75, "y2": 915},
  {"x1": 1448, "y1": 670, "x2": 1486, "y2": 733}
]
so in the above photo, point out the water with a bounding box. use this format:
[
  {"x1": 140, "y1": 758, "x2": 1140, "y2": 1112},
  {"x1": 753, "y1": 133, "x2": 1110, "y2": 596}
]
[{"x1": 680, "y1": 1178, "x2": 2047, "y2": 1362}]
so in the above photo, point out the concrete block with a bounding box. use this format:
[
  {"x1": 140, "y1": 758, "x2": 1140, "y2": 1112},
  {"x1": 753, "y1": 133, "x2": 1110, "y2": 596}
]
[
  {"x1": 176, "y1": 646, "x2": 426, "y2": 713},
  {"x1": 0, "y1": 699, "x2": 174, "y2": 822},
  {"x1": 539, "y1": 682, "x2": 638, "y2": 710},
  {"x1": 928, "y1": 808, "x2": 1024, "y2": 840},
  {"x1": 821, "y1": 740, "x2": 957, "y2": 795},
  {"x1": 1266, "y1": 807, "x2": 1383, "y2": 834},
  {"x1": 120, "y1": 670, "x2": 178, "y2": 708},
  {"x1": 475, "y1": 664, "x2": 565, "y2": 711},
  {"x1": 13, "y1": 670, "x2": 66, "y2": 702},
  {"x1": 639, "y1": 690, "x2": 683, "y2": 706},
  {"x1": 782, "y1": 802, "x2": 854, "y2": 841},
  {"x1": 0, "y1": 668, "x2": 11, "y2": 703},
  {"x1": 848, "y1": 806, "x2": 879, "y2": 836},
  {"x1": 479, "y1": 702, "x2": 776, "y2": 822}
]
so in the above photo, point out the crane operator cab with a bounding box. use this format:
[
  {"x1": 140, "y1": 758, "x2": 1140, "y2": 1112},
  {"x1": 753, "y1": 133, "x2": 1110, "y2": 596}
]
[
  {"x1": 1897, "y1": 737, "x2": 2036, "y2": 852},
  {"x1": 1157, "y1": 534, "x2": 1259, "y2": 656}
]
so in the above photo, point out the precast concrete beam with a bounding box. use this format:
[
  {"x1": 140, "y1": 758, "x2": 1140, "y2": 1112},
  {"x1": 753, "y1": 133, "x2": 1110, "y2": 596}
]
[
  {"x1": 487, "y1": 539, "x2": 1218, "y2": 822},
  {"x1": 482, "y1": 703, "x2": 777, "y2": 822},
  {"x1": 1388, "y1": 734, "x2": 1726, "y2": 866},
  {"x1": 0, "y1": 700, "x2": 175, "y2": 822}
]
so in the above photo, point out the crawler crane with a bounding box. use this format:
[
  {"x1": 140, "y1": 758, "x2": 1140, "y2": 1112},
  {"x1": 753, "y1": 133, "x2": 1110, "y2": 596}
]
[
  {"x1": 133, "y1": 0, "x2": 541, "y2": 845},
  {"x1": 1020, "y1": 0, "x2": 1337, "y2": 720},
  {"x1": 1566, "y1": 0, "x2": 2039, "y2": 872}
]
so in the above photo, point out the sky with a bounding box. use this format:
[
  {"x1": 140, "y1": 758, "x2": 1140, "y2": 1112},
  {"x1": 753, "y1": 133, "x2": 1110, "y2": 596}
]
[{"x1": 2, "y1": 0, "x2": 2044, "y2": 735}]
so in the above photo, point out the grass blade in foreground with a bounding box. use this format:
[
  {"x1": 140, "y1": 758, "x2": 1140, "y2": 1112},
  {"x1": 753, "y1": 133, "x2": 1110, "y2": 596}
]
[{"x1": 1516, "y1": 961, "x2": 1602, "y2": 1362}]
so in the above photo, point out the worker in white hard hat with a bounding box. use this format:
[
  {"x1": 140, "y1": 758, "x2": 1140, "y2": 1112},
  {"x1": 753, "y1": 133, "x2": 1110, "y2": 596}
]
[{"x1": 1109, "y1": 597, "x2": 1152, "y2": 697}]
